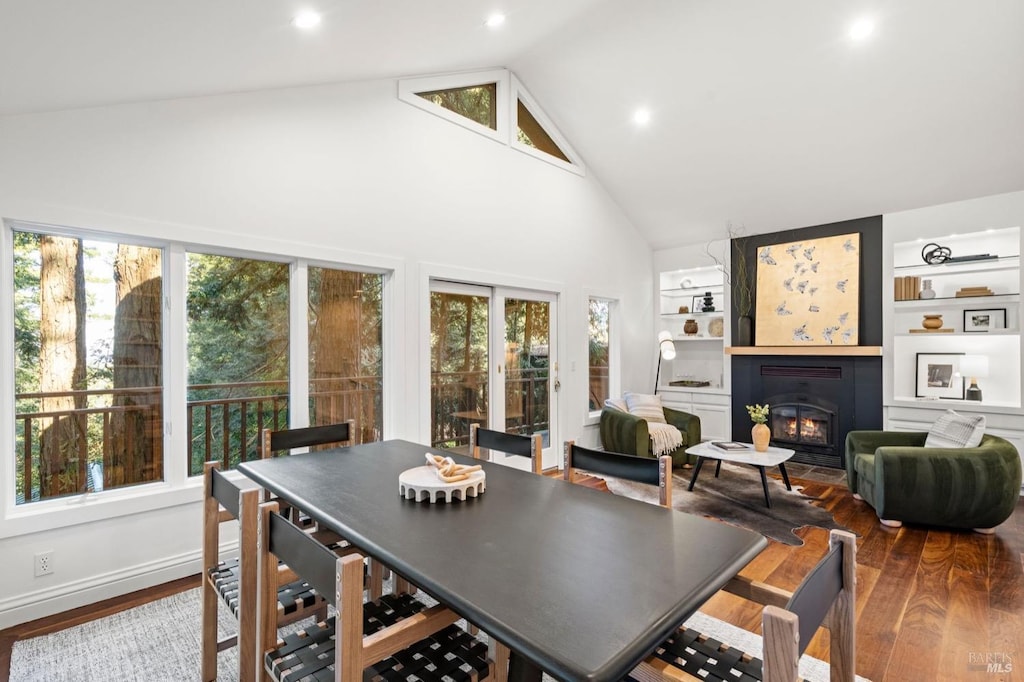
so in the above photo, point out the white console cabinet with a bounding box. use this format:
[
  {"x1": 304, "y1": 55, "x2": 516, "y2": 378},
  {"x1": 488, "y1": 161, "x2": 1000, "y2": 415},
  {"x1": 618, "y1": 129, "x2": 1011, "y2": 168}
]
[{"x1": 659, "y1": 388, "x2": 730, "y2": 441}]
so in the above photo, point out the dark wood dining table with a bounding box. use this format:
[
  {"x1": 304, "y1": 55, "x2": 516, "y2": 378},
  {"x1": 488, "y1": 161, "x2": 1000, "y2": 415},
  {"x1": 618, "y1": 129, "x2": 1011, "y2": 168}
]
[{"x1": 238, "y1": 439, "x2": 766, "y2": 682}]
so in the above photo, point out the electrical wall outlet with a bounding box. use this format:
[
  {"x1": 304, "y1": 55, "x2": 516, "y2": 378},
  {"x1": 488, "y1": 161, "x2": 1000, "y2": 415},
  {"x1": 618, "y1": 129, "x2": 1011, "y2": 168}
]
[{"x1": 34, "y1": 551, "x2": 54, "y2": 577}]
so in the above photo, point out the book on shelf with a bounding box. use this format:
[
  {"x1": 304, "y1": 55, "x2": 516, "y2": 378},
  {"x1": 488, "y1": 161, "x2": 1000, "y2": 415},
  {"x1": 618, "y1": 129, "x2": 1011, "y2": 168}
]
[
  {"x1": 893, "y1": 275, "x2": 920, "y2": 301},
  {"x1": 710, "y1": 441, "x2": 749, "y2": 451}
]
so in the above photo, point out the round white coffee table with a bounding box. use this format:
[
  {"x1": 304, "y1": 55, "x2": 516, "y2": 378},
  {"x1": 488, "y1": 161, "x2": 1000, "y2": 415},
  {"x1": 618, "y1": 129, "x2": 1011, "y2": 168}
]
[{"x1": 684, "y1": 441, "x2": 796, "y2": 508}]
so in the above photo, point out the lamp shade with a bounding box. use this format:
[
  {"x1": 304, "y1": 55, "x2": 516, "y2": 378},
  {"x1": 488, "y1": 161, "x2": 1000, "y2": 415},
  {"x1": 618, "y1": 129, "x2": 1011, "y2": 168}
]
[
  {"x1": 658, "y1": 330, "x2": 676, "y2": 360},
  {"x1": 960, "y1": 355, "x2": 989, "y2": 379}
]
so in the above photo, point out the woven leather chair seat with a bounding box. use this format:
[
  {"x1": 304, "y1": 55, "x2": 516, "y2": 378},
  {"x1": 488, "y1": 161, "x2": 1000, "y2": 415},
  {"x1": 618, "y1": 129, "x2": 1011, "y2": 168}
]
[
  {"x1": 636, "y1": 626, "x2": 764, "y2": 682},
  {"x1": 265, "y1": 594, "x2": 490, "y2": 682},
  {"x1": 209, "y1": 558, "x2": 320, "y2": 619}
]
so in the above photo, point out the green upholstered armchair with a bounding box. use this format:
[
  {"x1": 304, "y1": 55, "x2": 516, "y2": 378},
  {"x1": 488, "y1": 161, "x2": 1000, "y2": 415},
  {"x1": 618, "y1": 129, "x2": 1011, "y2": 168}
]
[
  {"x1": 599, "y1": 405, "x2": 700, "y2": 468},
  {"x1": 845, "y1": 430, "x2": 1022, "y2": 533}
]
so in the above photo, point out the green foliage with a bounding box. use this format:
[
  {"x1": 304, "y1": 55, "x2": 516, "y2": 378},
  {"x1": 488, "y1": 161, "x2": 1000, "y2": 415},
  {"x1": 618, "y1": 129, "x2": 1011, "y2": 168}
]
[
  {"x1": 418, "y1": 84, "x2": 496, "y2": 129},
  {"x1": 746, "y1": 403, "x2": 770, "y2": 424},
  {"x1": 186, "y1": 254, "x2": 289, "y2": 390},
  {"x1": 13, "y1": 231, "x2": 41, "y2": 395}
]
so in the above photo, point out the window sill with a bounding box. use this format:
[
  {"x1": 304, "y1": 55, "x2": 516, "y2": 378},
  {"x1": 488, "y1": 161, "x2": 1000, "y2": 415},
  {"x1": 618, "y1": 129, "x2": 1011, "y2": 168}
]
[{"x1": 1, "y1": 478, "x2": 206, "y2": 540}]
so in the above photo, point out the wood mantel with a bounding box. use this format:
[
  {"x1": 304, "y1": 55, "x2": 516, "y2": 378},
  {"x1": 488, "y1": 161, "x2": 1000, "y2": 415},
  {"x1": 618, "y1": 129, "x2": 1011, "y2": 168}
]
[{"x1": 725, "y1": 346, "x2": 883, "y2": 356}]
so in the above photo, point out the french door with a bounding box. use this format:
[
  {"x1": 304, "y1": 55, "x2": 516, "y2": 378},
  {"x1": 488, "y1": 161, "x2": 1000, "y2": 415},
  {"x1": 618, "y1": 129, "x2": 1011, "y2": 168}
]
[{"x1": 429, "y1": 281, "x2": 558, "y2": 471}]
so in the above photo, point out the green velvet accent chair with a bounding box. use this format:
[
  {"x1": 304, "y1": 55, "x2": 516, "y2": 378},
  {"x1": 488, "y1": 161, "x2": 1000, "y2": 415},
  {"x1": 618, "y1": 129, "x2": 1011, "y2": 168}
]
[
  {"x1": 599, "y1": 405, "x2": 700, "y2": 468},
  {"x1": 845, "y1": 430, "x2": 1022, "y2": 532}
]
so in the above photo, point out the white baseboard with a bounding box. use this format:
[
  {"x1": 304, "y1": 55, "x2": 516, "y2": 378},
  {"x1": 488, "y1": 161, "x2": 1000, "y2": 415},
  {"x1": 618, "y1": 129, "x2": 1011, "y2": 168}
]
[{"x1": 0, "y1": 541, "x2": 238, "y2": 630}]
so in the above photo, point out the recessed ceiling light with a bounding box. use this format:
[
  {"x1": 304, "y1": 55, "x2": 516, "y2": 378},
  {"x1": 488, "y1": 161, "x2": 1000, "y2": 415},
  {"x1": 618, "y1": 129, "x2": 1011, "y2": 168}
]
[
  {"x1": 293, "y1": 10, "x2": 322, "y2": 29},
  {"x1": 485, "y1": 13, "x2": 506, "y2": 29},
  {"x1": 632, "y1": 108, "x2": 652, "y2": 126},
  {"x1": 849, "y1": 18, "x2": 874, "y2": 41}
]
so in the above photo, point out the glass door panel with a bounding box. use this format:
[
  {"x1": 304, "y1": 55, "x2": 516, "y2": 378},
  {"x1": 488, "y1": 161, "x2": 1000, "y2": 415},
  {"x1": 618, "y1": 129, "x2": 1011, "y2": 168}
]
[
  {"x1": 503, "y1": 298, "x2": 550, "y2": 443},
  {"x1": 490, "y1": 291, "x2": 557, "y2": 471},
  {"x1": 428, "y1": 282, "x2": 557, "y2": 469},
  {"x1": 429, "y1": 287, "x2": 489, "y2": 453}
]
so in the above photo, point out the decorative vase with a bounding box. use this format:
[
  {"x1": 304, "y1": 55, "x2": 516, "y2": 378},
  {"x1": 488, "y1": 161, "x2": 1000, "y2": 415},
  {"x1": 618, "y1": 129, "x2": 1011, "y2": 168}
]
[
  {"x1": 751, "y1": 423, "x2": 770, "y2": 452},
  {"x1": 922, "y1": 314, "x2": 944, "y2": 330},
  {"x1": 683, "y1": 319, "x2": 699, "y2": 336},
  {"x1": 920, "y1": 279, "x2": 936, "y2": 299},
  {"x1": 701, "y1": 292, "x2": 715, "y2": 312},
  {"x1": 736, "y1": 315, "x2": 753, "y2": 346}
]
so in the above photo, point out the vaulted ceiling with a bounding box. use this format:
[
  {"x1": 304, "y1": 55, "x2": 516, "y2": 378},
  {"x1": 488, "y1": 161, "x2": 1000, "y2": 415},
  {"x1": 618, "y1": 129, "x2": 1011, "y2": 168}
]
[{"x1": 2, "y1": 0, "x2": 1022, "y2": 248}]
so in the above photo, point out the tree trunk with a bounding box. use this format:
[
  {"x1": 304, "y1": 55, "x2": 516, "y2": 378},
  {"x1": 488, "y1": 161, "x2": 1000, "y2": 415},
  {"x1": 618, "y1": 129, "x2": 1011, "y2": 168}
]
[
  {"x1": 109, "y1": 245, "x2": 163, "y2": 487},
  {"x1": 311, "y1": 270, "x2": 362, "y2": 438},
  {"x1": 38, "y1": 236, "x2": 87, "y2": 498}
]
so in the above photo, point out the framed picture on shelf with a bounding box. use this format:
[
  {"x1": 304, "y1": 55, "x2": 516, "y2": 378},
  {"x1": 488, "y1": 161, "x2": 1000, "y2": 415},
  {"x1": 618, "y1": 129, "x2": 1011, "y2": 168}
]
[
  {"x1": 690, "y1": 291, "x2": 721, "y2": 313},
  {"x1": 963, "y1": 308, "x2": 1006, "y2": 332},
  {"x1": 915, "y1": 352, "x2": 964, "y2": 399}
]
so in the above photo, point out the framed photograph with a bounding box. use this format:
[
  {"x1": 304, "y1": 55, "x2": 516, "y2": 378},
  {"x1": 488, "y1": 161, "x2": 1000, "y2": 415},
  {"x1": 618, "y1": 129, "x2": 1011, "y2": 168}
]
[
  {"x1": 915, "y1": 353, "x2": 964, "y2": 399},
  {"x1": 963, "y1": 308, "x2": 1006, "y2": 332},
  {"x1": 691, "y1": 291, "x2": 722, "y2": 313}
]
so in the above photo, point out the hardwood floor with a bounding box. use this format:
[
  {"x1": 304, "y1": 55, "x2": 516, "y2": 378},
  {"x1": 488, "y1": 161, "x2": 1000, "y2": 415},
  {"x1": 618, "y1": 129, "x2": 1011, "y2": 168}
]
[{"x1": 2, "y1": 472, "x2": 1022, "y2": 682}]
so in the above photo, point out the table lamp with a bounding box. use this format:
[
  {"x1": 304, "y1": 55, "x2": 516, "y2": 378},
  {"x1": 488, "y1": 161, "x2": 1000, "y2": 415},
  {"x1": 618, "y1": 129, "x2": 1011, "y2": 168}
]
[
  {"x1": 654, "y1": 330, "x2": 676, "y2": 394},
  {"x1": 960, "y1": 355, "x2": 989, "y2": 402}
]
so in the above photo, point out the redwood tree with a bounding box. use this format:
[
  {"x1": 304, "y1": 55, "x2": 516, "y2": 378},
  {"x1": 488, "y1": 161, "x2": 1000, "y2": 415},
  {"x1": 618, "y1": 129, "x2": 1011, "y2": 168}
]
[
  {"x1": 311, "y1": 270, "x2": 365, "y2": 440},
  {"x1": 38, "y1": 236, "x2": 87, "y2": 498},
  {"x1": 109, "y1": 244, "x2": 163, "y2": 487}
]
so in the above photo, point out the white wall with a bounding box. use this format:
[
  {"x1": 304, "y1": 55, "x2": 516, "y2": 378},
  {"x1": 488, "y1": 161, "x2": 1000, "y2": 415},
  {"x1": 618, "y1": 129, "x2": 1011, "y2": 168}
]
[{"x1": 0, "y1": 78, "x2": 656, "y2": 626}]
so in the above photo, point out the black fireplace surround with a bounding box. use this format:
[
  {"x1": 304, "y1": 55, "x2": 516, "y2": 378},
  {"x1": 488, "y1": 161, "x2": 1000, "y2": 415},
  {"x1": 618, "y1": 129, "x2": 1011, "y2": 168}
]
[
  {"x1": 729, "y1": 216, "x2": 884, "y2": 469},
  {"x1": 732, "y1": 356, "x2": 881, "y2": 468}
]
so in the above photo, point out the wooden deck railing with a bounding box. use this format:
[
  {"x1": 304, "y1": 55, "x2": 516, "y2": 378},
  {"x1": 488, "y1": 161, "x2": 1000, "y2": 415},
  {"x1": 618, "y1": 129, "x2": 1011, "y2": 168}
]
[
  {"x1": 15, "y1": 368, "x2": 547, "y2": 503},
  {"x1": 429, "y1": 368, "x2": 550, "y2": 449}
]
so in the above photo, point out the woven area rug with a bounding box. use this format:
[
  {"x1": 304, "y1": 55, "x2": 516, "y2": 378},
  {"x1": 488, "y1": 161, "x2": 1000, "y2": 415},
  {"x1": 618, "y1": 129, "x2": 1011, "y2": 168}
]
[
  {"x1": 9, "y1": 587, "x2": 866, "y2": 681},
  {"x1": 601, "y1": 461, "x2": 853, "y2": 545}
]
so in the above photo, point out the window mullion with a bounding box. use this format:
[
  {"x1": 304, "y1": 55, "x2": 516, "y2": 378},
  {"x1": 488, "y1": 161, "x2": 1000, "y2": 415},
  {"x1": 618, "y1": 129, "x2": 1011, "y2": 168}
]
[
  {"x1": 166, "y1": 243, "x2": 189, "y2": 484},
  {"x1": 290, "y1": 261, "x2": 310, "y2": 429}
]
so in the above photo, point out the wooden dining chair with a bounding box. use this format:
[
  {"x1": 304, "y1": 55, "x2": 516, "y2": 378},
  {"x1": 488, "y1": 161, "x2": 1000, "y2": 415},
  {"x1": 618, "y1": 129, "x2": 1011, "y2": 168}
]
[
  {"x1": 256, "y1": 503, "x2": 493, "y2": 682},
  {"x1": 563, "y1": 440, "x2": 673, "y2": 508},
  {"x1": 260, "y1": 420, "x2": 389, "y2": 597},
  {"x1": 201, "y1": 462, "x2": 329, "y2": 682},
  {"x1": 469, "y1": 423, "x2": 543, "y2": 474},
  {"x1": 260, "y1": 420, "x2": 355, "y2": 530},
  {"x1": 631, "y1": 528, "x2": 858, "y2": 682},
  {"x1": 261, "y1": 420, "x2": 356, "y2": 459}
]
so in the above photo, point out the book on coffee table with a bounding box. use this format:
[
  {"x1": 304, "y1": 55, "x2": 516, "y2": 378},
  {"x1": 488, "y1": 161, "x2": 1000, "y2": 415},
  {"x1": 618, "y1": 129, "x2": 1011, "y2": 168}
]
[{"x1": 710, "y1": 441, "x2": 749, "y2": 452}]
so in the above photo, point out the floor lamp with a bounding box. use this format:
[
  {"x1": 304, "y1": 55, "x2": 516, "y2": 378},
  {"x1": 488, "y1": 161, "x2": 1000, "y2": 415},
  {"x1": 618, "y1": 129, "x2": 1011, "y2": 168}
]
[{"x1": 654, "y1": 330, "x2": 676, "y2": 394}]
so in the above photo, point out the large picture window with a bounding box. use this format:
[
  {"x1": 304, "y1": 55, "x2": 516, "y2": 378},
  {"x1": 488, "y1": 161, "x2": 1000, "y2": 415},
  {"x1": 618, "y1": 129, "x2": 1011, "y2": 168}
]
[
  {"x1": 14, "y1": 230, "x2": 164, "y2": 504},
  {"x1": 308, "y1": 267, "x2": 384, "y2": 445},
  {"x1": 9, "y1": 221, "x2": 390, "y2": 510},
  {"x1": 186, "y1": 253, "x2": 289, "y2": 475}
]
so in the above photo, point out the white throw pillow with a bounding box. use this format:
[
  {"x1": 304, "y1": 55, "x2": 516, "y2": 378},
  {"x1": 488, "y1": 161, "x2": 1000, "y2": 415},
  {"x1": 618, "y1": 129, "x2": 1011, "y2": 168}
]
[
  {"x1": 623, "y1": 392, "x2": 666, "y2": 423},
  {"x1": 924, "y1": 409, "x2": 986, "y2": 448},
  {"x1": 603, "y1": 397, "x2": 628, "y2": 413}
]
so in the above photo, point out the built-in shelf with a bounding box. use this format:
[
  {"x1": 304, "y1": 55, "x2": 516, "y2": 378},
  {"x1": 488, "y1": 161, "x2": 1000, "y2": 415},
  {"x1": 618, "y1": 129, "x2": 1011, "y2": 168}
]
[
  {"x1": 660, "y1": 312, "x2": 724, "y2": 317},
  {"x1": 893, "y1": 293, "x2": 1019, "y2": 307},
  {"x1": 893, "y1": 255, "x2": 1019, "y2": 276},
  {"x1": 889, "y1": 398, "x2": 1022, "y2": 414},
  {"x1": 726, "y1": 346, "x2": 883, "y2": 356},
  {"x1": 672, "y1": 336, "x2": 723, "y2": 342},
  {"x1": 894, "y1": 329, "x2": 1018, "y2": 337}
]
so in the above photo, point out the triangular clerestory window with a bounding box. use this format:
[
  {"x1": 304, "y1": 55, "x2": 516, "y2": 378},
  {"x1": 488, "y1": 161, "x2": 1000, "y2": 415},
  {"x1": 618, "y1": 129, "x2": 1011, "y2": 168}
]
[
  {"x1": 516, "y1": 99, "x2": 570, "y2": 163},
  {"x1": 416, "y1": 83, "x2": 498, "y2": 131},
  {"x1": 398, "y1": 69, "x2": 583, "y2": 176}
]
